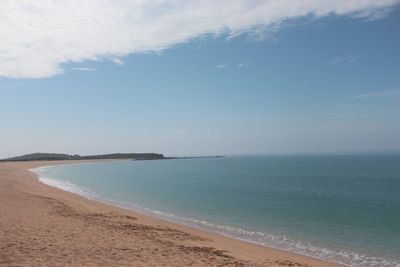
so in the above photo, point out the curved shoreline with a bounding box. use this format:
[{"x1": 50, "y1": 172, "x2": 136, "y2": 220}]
[
  {"x1": 1, "y1": 160, "x2": 341, "y2": 267},
  {"x1": 31, "y1": 163, "x2": 352, "y2": 266}
]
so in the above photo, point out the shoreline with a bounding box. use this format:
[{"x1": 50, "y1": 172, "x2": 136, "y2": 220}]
[
  {"x1": 31, "y1": 162, "x2": 347, "y2": 265},
  {"x1": 1, "y1": 160, "x2": 341, "y2": 267}
]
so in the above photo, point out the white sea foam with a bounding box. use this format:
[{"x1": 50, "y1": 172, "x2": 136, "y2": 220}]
[
  {"x1": 30, "y1": 167, "x2": 98, "y2": 200},
  {"x1": 30, "y1": 166, "x2": 400, "y2": 267},
  {"x1": 116, "y1": 208, "x2": 399, "y2": 267}
]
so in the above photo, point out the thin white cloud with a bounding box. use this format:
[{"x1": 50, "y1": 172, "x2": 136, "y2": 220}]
[
  {"x1": 236, "y1": 62, "x2": 250, "y2": 68},
  {"x1": 110, "y1": 58, "x2": 124, "y2": 66},
  {"x1": 0, "y1": 0, "x2": 399, "y2": 79},
  {"x1": 215, "y1": 62, "x2": 250, "y2": 70},
  {"x1": 73, "y1": 67, "x2": 96, "y2": 72},
  {"x1": 332, "y1": 55, "x2": 358, "y2": 64},
  {"x1": 351, "y1": 7, "x2": 395, "y2": 21},
  {"x1": 214, "y1": 64, "x2": 228, "y2": 70},
  {"x1": 353, "y1": 90, "x2": 400, "y2": 99}
]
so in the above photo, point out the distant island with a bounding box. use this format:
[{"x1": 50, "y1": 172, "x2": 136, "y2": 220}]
[
  {"x1": 0, "y1": 153, "x2": 224, "y2": 162},
  {"x1": 0, "y1": 153, "x2": 166, "y2": 162}
]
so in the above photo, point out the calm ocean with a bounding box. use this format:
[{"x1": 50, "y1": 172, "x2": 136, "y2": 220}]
[{"x1": 32, "y1": 155, "x2": 400, "y2": 267}]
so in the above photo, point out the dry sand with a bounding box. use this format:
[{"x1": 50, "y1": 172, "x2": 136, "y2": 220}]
[{"x1": 0, "y1": 160, "x2": 341, "y2": 267}]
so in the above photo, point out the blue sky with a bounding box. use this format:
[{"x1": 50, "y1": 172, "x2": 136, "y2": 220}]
[{"x1": 1, "y1": 2, "x2": 400, "y2": 158}]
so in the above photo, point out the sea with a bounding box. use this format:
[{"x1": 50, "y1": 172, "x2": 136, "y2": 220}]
[{"x1": 31, "y1": 155, "x2": 400, "y2": 267}]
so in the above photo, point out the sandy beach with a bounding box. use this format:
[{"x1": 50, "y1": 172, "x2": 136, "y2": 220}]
[{"x1": 0, "y1": 160, "x2": 341, "y2": 267}]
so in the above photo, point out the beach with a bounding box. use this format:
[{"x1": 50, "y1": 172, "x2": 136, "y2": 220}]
[{"x1": 0, "y1": 160, "x2": 340, "y2": 267}]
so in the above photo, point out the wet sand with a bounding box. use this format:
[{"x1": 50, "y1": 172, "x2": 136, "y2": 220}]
[{"x1": 0, "y1": 160, "x2": 341, "y2": 267}]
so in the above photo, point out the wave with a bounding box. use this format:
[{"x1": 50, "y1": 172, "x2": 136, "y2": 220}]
[
  {"x1": 30, "y1": 166, "x2": 98, "y2": 199},
  {"x1": 30, "y1": 167, "x2": 400, "y2": 267}
]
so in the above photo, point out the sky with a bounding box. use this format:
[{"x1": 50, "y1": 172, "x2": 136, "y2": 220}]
[{"x1": 1, "y1": 1, "x2": 400, "y2": 158}]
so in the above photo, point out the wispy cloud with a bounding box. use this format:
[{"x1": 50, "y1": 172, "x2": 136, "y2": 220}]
[
  {"x1": 332, "y1": 55, "x2": 358, "y2": 64},
  {"x1": 214, "y1": 62, "x2": 251, "y2": 70},
  {"x1": 110, "y1": 58, "x2": 124, "y2": 66},
  {"x1": 214, "y1": 64, "x2": 228, "y2": 70},
  {"x1": 236, "y1": 62, "x2": 251, "y2": 68},
  {"x1": 0, "y1": 0, "x2": 399, "y2": 78},
  {"x1": 353, "y1": 90, "x2": 400, "y2": 99},
  {"x1": 351, "y1": 7, "x2": 395, "y2": 21},
  {"x1": 73, "y1": 67, "x2": 96, "y2": 72}
]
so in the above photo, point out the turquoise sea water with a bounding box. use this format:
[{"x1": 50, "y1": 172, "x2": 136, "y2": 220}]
[{"x1": 32, "y1": 155, "x2": 400, "y2": 267}]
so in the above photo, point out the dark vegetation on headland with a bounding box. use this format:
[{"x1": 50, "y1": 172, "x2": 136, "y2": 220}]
[
  {"x1": 0, "y1": 153, "x2": 166, "y2": 162},
  {"x1": 0, "y1": 153, "x2": 224, "y2": 162}
]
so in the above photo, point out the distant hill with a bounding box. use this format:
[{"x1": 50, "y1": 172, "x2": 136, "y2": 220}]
[{"x1": 0, "y1": 153, "x2": 166, "y2": 162}]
